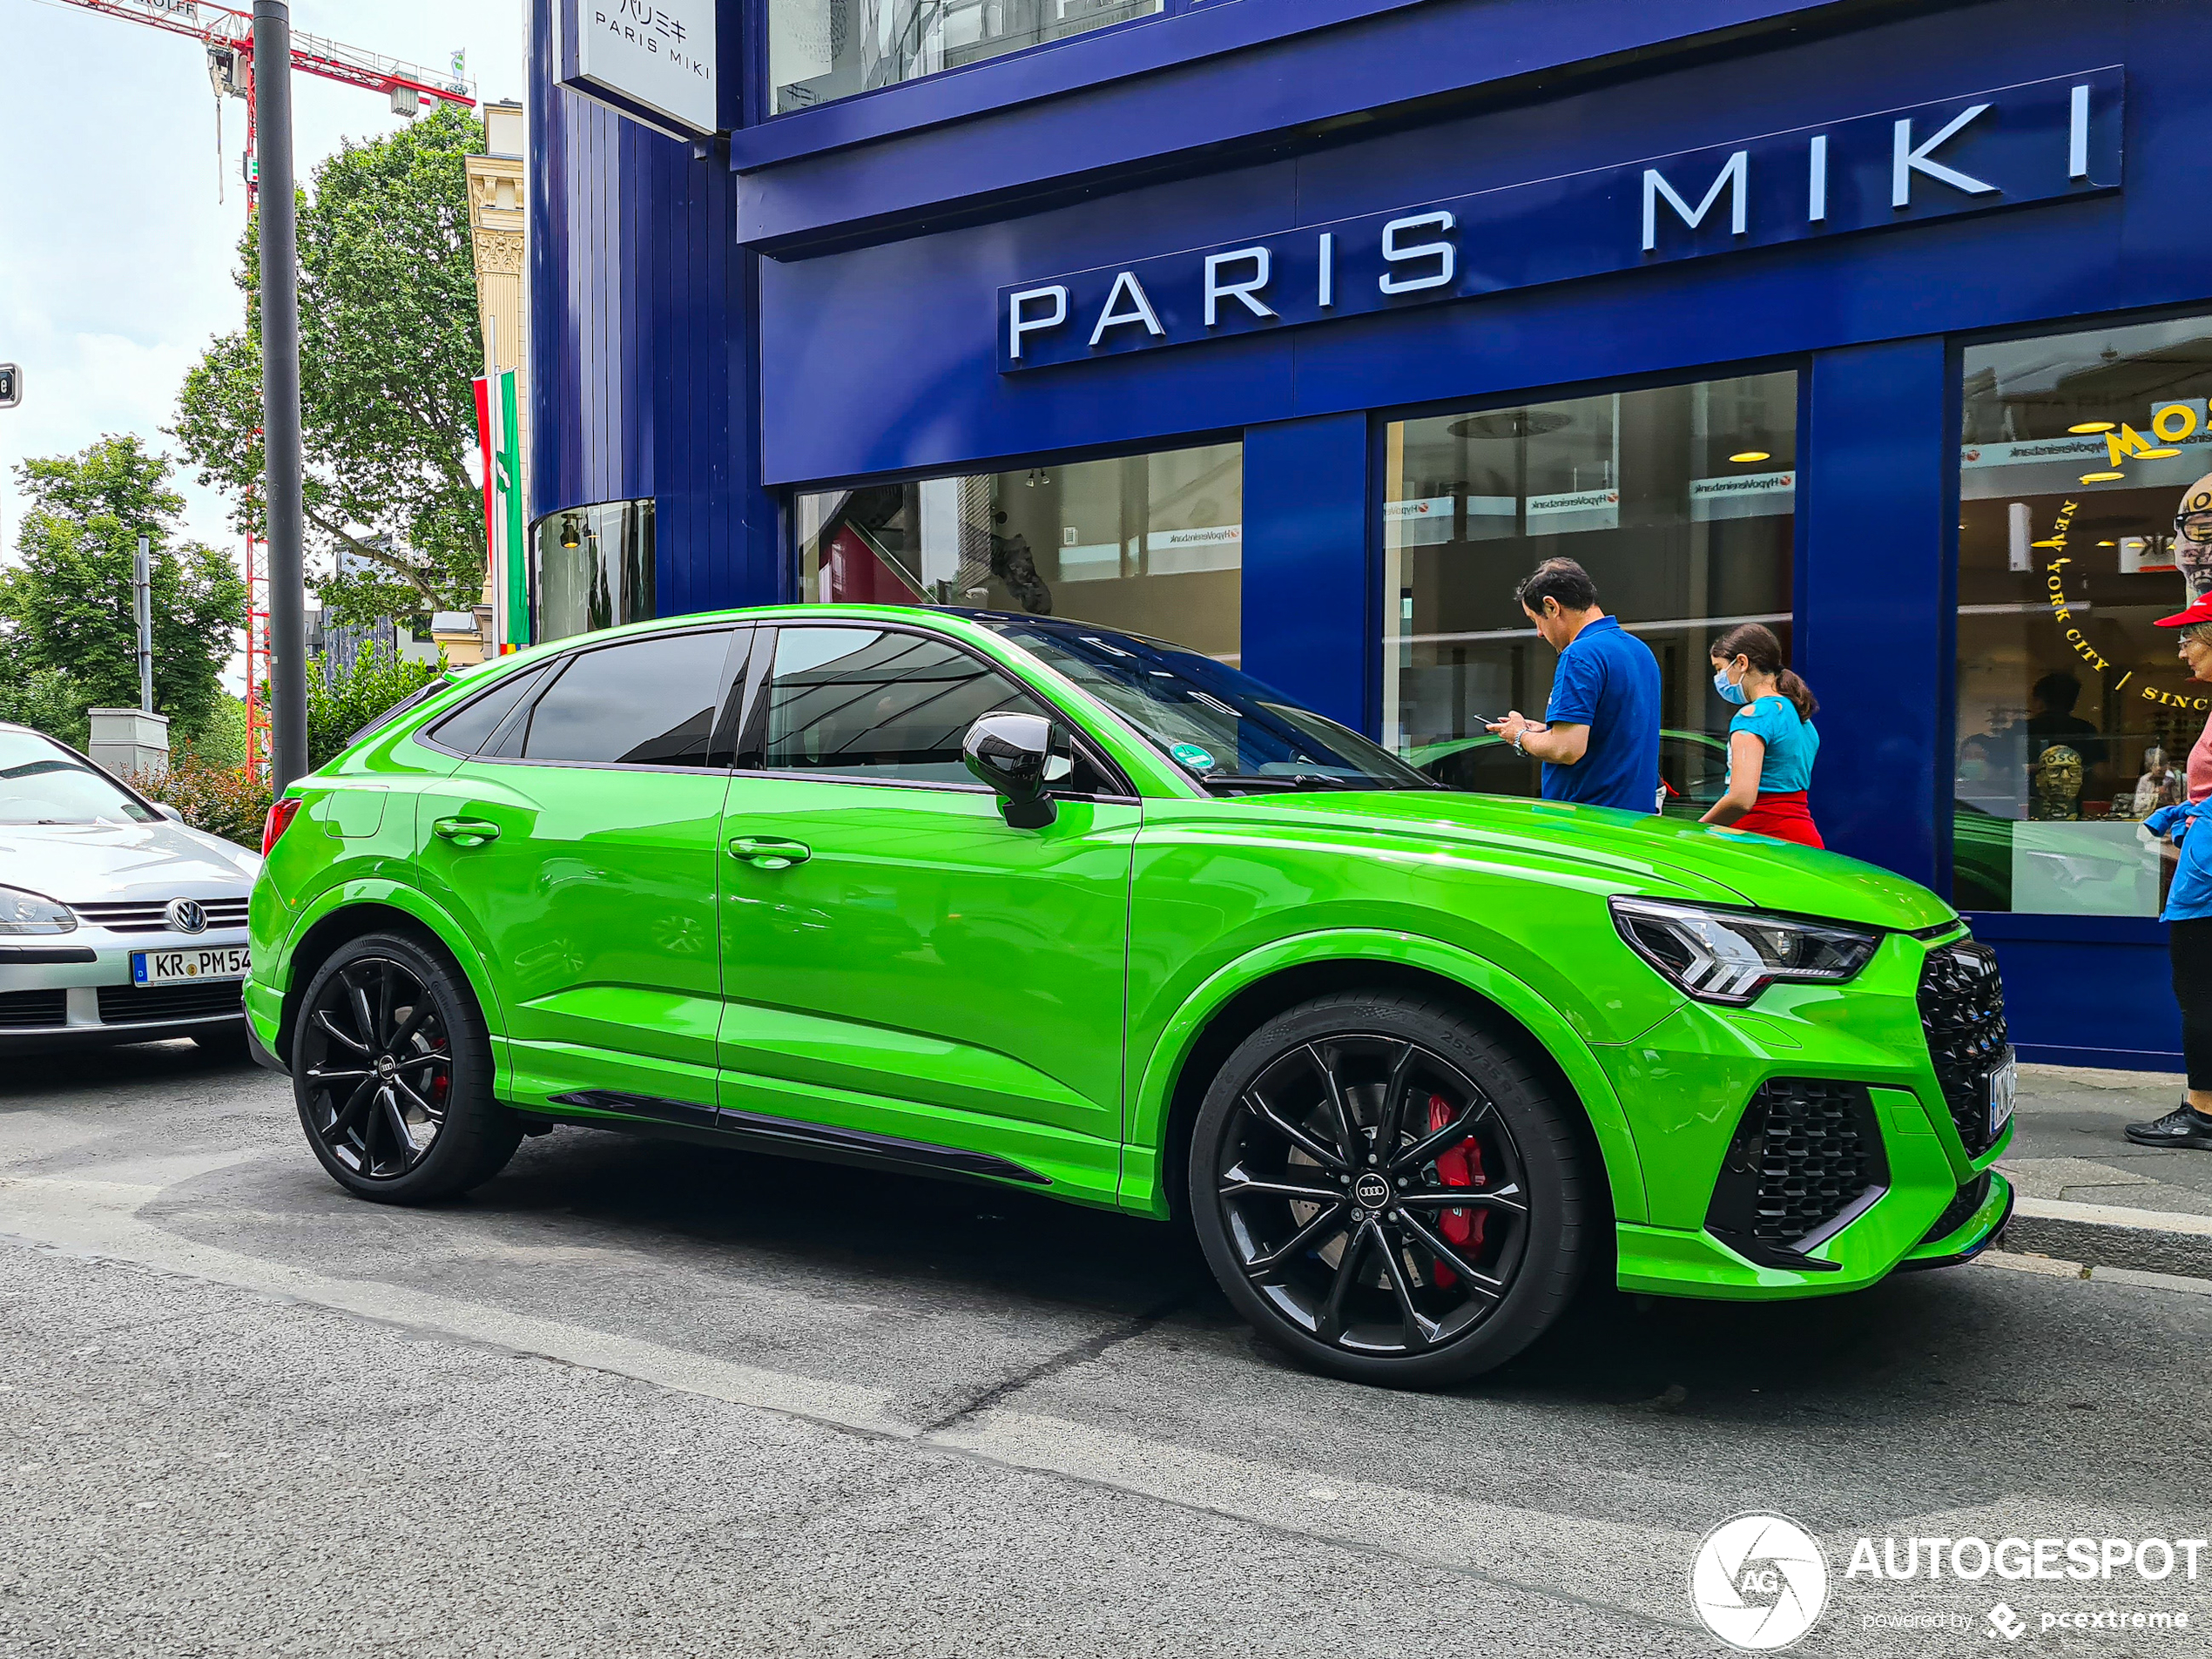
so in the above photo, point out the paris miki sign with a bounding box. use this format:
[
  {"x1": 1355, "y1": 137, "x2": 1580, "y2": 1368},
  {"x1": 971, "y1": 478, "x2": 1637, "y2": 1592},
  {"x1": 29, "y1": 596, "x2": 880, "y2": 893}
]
[{"x1": 997, "y1": 69, "x2": 2123, "y2": 373}]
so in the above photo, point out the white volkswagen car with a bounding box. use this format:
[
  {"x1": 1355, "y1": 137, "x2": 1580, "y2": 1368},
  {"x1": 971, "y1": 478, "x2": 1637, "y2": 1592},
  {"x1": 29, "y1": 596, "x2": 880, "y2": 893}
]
[{"x1": 0, "y1": 721, "x2": 260, "y2": 1055}]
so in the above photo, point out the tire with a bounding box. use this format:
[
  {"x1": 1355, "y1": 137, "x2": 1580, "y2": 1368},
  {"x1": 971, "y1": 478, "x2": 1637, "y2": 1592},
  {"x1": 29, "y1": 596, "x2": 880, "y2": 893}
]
[
  {"x1": 1187, "y1": 989, "x2": 1595, "y2": 1387},
  {"x1": 292, "y1": 931, "x2": 520, "y2": 1204}
]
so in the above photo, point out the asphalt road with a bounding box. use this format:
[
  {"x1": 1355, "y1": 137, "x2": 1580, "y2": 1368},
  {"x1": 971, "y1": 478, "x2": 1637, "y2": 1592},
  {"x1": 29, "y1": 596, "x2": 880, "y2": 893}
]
[{"x1": 3, "y1": 1045, "x2": 2209, "y2": 1658}]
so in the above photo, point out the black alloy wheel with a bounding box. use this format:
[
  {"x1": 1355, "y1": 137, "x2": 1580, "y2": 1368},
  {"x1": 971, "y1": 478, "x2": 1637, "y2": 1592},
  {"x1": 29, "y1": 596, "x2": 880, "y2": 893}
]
[
  {"x1": 1190, "y1": 992, "x2": 1594, "y2": 1386},
  {"x1": 293, "y1": 932, "x2": 520, "y2": 1203}
]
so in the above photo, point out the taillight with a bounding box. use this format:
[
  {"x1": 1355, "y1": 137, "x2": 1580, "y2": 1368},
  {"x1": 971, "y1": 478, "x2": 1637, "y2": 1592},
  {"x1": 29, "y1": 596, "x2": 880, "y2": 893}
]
[{"x1": 261, "y1": 796, "x2": 303, "y2": 857}]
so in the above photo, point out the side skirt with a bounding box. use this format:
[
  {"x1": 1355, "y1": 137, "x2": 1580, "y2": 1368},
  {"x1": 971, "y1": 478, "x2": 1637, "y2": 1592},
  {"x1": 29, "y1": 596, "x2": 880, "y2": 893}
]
[{"x1": 542, "y1": 1089, "x2": 1054, "y2": 1188}]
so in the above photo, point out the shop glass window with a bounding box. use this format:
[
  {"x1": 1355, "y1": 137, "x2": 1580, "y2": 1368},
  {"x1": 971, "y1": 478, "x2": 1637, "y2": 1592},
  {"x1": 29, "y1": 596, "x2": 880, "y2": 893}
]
[
  {"x1": 769, "y1": 0, "x2": 1163, "y2": 115},
  {"x1": 530, "y1": 500, "x2": 655, "y2": 644},
  {"x1": 1382, "y1": 373, "x2": 1797, "y2": 812},
  {"x1": 1954, "y1": 313, "x2": 2212, "y2": 916},
  {"x1": 519, "y1": 631, "x2": 731, "y2": 767},
  {"x1": 795, "y1": 440, "x2": 1242, "y2": 663}
]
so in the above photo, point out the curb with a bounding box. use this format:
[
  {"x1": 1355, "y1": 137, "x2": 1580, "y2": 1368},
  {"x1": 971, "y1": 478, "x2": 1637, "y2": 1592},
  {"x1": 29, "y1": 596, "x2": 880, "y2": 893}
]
[{"x1": 2000, "y1": 1196, "x2": 2212, "y2": 1279}]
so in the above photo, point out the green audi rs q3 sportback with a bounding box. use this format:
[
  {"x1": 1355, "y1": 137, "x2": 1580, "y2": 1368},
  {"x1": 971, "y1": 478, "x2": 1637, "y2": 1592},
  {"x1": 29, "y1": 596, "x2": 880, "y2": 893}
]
[{"x1": 246, "y1": 606, "x2": 2015, "y2": 1386}]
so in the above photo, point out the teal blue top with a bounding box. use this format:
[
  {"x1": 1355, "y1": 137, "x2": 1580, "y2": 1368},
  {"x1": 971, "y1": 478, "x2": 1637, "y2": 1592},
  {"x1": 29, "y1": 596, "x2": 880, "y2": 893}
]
[{"x1": 1730, "y1": 694, "x2": 1819, "y2": 794}]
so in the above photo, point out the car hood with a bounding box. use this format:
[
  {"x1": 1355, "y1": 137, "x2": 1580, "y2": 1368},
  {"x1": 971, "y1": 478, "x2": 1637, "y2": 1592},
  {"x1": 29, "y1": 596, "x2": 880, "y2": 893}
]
[
  {"x1": 1219, "y1": 791, "x2": 1956, "y2": 931},
  {"x1": 0, "y1": 819, "x2": 261, "y2": 902}
]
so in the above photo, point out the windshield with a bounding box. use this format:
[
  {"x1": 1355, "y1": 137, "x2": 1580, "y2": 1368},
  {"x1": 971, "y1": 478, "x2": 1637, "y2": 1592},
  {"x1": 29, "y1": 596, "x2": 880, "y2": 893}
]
[
  {"x1": 979, "y1": 619, "x2": 1439, "y2": 793},
  {"x1": 0, "y1": 731, "x2": 157, "y2": 826}
]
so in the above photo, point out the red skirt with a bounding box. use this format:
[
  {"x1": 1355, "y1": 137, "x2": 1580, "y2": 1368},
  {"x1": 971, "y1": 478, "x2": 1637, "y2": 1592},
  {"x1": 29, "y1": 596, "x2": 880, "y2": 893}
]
[{"x1": 1732, "y1": 790, "x2": 1824, "y2": 847}]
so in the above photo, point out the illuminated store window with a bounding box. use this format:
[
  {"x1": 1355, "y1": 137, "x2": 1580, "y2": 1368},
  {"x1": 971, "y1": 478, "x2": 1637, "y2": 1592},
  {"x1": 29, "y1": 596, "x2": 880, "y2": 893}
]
[
  {"x1": 530, "y1": 500, "x2": 655, "y2": 644},
  {"x1": 794, "y1": 441, "x2": 1242, "y2": 662},
  {"x1": 1382, "y1": 373, "x2": 1797, "y2": 809},
  {"x1": 770, "y1": 0, "x2": 1161, "y2": 115},
  {"x1": 1954, "y1": 313, "x2": 2212, "y2": 915}
]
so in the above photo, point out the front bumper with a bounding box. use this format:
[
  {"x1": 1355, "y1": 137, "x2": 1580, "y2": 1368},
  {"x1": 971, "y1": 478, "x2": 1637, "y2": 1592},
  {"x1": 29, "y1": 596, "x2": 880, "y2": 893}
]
[
  {"x1": 0, "y1": 929, "x2": 249, "y2": 1049},
  {"x1": 1602, "y1": 927, "x2": 2016, "y2": 1299}
]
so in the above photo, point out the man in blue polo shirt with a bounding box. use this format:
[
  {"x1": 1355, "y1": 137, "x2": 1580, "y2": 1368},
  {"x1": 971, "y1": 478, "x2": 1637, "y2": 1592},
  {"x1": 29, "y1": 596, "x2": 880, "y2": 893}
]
[{"x1": 1487, "y1": 557, "x2": 1660, "y2": 814}]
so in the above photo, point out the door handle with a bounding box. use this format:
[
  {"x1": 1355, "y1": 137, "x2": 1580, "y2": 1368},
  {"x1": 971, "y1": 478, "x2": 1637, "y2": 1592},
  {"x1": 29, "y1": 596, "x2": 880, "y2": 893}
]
[
  {"x1": 727, "y1": 836, "x2": 811, "y2": 869},
  {"x1": 432, "y1": 817, "x2": 501, "y2": 848}
]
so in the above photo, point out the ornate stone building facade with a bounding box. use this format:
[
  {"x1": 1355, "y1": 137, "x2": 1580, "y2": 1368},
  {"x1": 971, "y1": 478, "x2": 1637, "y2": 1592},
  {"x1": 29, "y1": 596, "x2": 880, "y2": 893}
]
[{"x1": 454, "y1": 98, "x2": 528, "y2": 660}]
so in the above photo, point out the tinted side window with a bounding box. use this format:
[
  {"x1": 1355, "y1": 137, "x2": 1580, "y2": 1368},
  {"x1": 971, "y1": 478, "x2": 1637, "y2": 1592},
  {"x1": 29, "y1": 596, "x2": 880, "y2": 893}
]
[
  {"x1": 760, "y1": 628, "x2": 1047, "y2": 785},
  {"x1": 427, "y1": 664, "x2": 549, "y2": 756},
  {"x1": 521, "y1": 631, "x2": 732, "y2": 766}
]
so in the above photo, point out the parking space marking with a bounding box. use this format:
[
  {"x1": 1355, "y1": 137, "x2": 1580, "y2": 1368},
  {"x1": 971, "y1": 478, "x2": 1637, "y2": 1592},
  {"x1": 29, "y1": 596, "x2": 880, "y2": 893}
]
[
  {"x1": 0, "y1": 1168, "x2": 909, "y2": 1438},
  {"x1": 932, "y1": 1405, "x2": 1698, "y2": 1632},
  {"x1": 0, "y1": 1162, "x2": 1705, "y2": 1639}
]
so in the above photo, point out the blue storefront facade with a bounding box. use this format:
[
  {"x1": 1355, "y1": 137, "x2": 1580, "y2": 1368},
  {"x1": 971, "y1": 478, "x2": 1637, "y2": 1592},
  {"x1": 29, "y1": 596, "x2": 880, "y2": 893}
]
[{"x1": 527, "y1": 0, "x2": 2212, "y2": 1070}]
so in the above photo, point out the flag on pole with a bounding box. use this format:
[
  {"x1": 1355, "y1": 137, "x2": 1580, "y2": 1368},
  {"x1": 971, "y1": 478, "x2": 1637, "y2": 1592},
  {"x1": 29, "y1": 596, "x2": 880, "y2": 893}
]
[
  {"x1": 497, "y1": 370, "x2": 525, "y2": 648},
  {"x1": 474, "y1": 369, "x2": 529, "y2": 651}
]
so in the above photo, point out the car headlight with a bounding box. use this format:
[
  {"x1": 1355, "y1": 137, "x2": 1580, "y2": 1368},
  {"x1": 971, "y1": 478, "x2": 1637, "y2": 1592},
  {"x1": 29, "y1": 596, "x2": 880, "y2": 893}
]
[
  {"x1": 1608, "y1": 896, "x2": 1878, "y2": 1006},
  {"x1": 0, "y1": 885, "x2": 78, "y2": 935}
]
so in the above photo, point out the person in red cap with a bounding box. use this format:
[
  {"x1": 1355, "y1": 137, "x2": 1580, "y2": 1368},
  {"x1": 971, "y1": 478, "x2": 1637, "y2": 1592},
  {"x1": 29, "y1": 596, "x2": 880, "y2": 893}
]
[{"x1": 2128, "y1": 586, "x2": 2212, "y2": 1150}]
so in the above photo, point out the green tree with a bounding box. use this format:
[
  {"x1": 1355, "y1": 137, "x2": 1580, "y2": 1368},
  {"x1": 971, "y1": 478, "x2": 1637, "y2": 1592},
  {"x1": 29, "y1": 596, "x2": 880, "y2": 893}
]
[
  {"x1": 0, "y1": 667, "x2": 94, "y2": 752},
  {"x1": 172, "y1": 103, "x2": 488, "y2": 628},
  {"x1": 304, "y1": 645, "x2": 445, "y2": 771},
  {"x1": 0, "y1": 435, "x2": 245, "y2": 742},
  {"x1": 190, "y1": 693, "x2": 250, "y2": 771}
]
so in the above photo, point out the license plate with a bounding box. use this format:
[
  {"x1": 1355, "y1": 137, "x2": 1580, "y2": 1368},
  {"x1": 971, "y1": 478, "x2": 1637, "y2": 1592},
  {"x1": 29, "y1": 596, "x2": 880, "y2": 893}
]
[
  {"x1": 1986, "y1": 1053, "x2": 2017, "y2": 1137},
  {"x1": 132, "y1": 947, "x2": 250, "y2": 986}
]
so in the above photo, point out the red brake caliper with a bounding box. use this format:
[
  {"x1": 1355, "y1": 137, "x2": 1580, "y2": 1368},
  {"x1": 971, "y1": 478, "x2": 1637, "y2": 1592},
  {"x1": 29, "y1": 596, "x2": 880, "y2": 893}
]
[{"x1": 1426, "y1": 1093, "x2": 1487, "y2": 1287}]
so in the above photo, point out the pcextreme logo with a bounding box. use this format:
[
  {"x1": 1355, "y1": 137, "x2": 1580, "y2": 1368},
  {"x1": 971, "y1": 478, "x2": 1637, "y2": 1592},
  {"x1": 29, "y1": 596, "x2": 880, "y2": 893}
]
[{"x1": 1690, "y1": 1513, "x2": 1830, "y2": 1650}]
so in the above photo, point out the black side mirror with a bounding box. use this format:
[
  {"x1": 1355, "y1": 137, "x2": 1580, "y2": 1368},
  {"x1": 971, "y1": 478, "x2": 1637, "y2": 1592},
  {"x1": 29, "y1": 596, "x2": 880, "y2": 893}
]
[{"x1": 964, "y1": 711, "x2": 1059, "y2": 829}]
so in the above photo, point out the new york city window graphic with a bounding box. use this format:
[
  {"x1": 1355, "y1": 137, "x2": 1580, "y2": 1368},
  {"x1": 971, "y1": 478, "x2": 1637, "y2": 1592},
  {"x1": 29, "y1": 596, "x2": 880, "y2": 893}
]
[{"x1": 1000, "y1": 69, "x2": 2123, "y2": 371}]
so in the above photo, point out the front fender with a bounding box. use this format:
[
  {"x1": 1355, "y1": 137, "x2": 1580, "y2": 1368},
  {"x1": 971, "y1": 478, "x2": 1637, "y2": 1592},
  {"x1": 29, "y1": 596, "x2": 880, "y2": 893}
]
[{"x1": 1122, "y1": 927, "x2": 1650, "y2": 1224}]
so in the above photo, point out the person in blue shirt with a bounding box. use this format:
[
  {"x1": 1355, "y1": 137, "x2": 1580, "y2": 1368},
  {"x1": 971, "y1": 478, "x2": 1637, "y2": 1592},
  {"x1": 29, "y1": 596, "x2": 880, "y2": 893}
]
[
  {"x1": 1488, "y1": 558, "x2": 1660, "y2": 814},
  {"x1": 2128, "y1": 795, "x2": 2212, "y2": 1150},
  {"x1": 1699, "y1": 623, "x2": 1824, "y2": 847}
]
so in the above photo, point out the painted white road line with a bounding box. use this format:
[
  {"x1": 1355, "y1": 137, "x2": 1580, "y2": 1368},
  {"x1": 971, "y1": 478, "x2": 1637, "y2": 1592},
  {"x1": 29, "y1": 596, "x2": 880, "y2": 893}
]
[
  {"x1": 936, "y1": 1406, "x2": 1696, "y2": 1629},
  {"x1": 0, "y1": 1162, "x2": 1700, "y2": 1635},
  {"x1": 0, "y1": 1168, "x2": 910, "y2": 1437}
]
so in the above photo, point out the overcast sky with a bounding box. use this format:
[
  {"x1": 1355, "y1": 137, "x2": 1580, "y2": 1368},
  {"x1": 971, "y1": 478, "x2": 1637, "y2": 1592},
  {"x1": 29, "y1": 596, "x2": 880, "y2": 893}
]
[{"x1": 0, "y1": 0, "x2": 527, "y2": 678}]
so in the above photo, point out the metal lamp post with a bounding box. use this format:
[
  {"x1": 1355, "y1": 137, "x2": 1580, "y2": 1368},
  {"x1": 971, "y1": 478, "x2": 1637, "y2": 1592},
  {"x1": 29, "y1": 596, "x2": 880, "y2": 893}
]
[{"x1": 255, "y1": 0, "x2": 309, "y2": 790}]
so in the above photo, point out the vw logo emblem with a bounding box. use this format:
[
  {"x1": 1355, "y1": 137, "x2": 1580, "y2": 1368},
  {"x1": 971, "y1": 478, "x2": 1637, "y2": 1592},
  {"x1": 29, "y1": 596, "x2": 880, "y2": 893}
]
[{"x1": 165, "y1": 899, "x2": 208, "y2": 935}]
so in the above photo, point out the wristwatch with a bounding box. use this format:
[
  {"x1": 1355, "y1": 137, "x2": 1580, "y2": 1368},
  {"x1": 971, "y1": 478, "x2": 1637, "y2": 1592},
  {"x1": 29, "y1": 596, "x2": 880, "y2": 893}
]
[{"x1": 1511, "y1": 726, "x2": 1527, "y2": 756}]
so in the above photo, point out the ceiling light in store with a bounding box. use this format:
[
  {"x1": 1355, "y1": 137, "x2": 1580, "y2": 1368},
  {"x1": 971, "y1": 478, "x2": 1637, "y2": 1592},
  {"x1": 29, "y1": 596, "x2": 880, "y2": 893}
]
[
  {"x1": 2080, "y1": 471, "x2": 2126, "y2": 482},
  {"x1": 2069, "y1": 421, "x2": 2117, "y2": 435},
  {"x1": 2140, "y1": 447, "x2": 2182, "y2": 459},
  {"x1": 1729, "y1": 451, "x2": 1771, "y2": 463},
  {"x1": 2099, "y1": 540, "x2": 2116, "y2": 547}
]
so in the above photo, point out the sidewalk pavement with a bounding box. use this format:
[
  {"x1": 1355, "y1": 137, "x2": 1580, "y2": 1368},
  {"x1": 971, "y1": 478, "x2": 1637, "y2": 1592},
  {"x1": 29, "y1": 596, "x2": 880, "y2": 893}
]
[{"x1": 1995, "y1": 1062, "x2": 2212, "y2": 1282}]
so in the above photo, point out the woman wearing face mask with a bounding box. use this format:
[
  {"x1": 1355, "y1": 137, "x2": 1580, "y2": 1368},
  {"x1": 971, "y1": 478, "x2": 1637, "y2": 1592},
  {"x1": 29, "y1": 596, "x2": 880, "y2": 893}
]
[
  {"x1": 2125, "y1": 597, "x2": 2212, "y2": 1151},
  {"x1": 1701, "y1": 623, "x2": 1823, "y2": 847}
]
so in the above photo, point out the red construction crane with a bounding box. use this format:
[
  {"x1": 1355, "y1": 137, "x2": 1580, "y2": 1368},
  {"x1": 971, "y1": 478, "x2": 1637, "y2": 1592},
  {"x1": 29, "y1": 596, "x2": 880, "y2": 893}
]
[{"x1": 50, "y1": 0, "x2": 476, "y2": 779}]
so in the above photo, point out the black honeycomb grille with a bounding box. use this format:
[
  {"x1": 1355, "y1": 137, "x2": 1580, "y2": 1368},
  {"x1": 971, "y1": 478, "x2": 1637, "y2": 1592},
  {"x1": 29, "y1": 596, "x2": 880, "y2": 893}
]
[
  {"x1": 1707, "y1": 1080, "x2": 1888, "y2": 1264},
  {"x1": 1917, "y1": 941, "x2": 2009, "y2": 1156}
]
